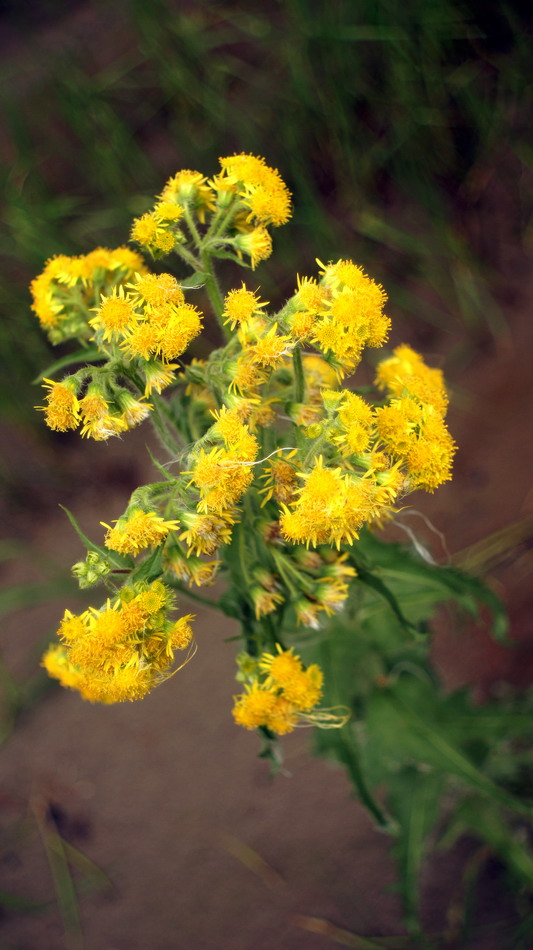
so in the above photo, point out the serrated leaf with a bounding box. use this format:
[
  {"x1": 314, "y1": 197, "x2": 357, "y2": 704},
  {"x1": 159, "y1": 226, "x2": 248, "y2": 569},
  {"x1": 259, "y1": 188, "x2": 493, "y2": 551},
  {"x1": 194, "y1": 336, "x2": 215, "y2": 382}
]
[
  {"x1": 59, "y1": 506, "x2": 132, "y2": 571},
  {"x1": 179, "y1": 272, "x2": 207, "y2": 289},
  {"x1": 33, "y1": 346, "x2": 103, "y2": 383}
]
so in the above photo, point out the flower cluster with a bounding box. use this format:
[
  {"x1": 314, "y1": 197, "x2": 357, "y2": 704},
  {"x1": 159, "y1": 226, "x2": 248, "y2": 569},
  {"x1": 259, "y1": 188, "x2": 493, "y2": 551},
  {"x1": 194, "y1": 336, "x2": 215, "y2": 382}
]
[
  {"x1": 130, "y1": 153, "x2": 291, "y2": 269},
  {"x1": 33, "y1": 156, "x2": 456, "y2": 721},
  {"x1": 36, "y1": 270, "x2": 203, "y2": 439},
  {"x1": 43, "y1": 582, "x2": 194, "y2": 703},
  {"x1": 30, "y1": 246, "x2": 145, "y2": 343},
  {"x1": 232, "y1": 647, "x2": 325, "y2": 735}
]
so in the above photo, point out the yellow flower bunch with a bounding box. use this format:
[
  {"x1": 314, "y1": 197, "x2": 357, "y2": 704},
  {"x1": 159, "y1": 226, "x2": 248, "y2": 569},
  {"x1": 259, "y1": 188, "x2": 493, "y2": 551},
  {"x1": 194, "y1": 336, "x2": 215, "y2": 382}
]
[
  {"x1": 233, "y1": 647, "x2": 325, "y2": 734},
  {"x1": 42, "y1": 582, "x2": 194, "y2": 703},
  {"x1": 30, "y1": 246, "x2": 145, "y2": 343},
  {"x1": 33, "y1": 155, "x2": 455, "y2": 732}
]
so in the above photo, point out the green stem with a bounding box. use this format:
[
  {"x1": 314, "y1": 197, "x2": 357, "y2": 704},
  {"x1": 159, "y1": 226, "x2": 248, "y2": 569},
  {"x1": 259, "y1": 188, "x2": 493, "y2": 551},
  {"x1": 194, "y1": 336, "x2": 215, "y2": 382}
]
[
  {"x1": 150, "y1": 396, "x2": 183, "y2": 458},
  {"x1": 303, "y1": 426, "x2": 331, "y2": 467},
  {"x1": 293, "y1": 346, "x2": 305, "y2": 403},
  {"x1": 205, "y1": 197, "x2": 239, "y2": 241},
  {"x1": 201, "y1": 252, "x2": 231, "y2": 342},
  {"x1": 173, "y1": 242, "x2": 203, "y2": 272},
  {"x1": 238, "y1": 522, "x2": 253, "y2": 589},
  {"x1": 182, "y1": 203, "x2": 202, "y2": 247},
  {"x1": 333, "y1": 727, "x2": 391, "y2": 829}
]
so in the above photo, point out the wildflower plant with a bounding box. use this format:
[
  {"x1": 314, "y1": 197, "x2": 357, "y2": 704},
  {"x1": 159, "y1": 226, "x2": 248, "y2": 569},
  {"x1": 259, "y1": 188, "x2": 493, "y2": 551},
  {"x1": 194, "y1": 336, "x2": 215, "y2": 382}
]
[{"x1": 32, "y1": 155, "x2": 533, "y2": 935}]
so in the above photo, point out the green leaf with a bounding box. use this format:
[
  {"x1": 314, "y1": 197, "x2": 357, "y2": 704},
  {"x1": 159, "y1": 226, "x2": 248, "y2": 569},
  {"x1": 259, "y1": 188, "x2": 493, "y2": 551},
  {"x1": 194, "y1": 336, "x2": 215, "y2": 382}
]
[
  {"x1": 33, "y1": 346, "x2": 103, "y2": 383},
  {"x1": 212, "y1": 249, "x2": 251, "y2": 266},
  {"x1": 353, "y1": 532, "x2": 508, "y2": 641},
  {"x1": 387, "y1": 767, "x2": 444, "y2": 932},
  {"x1": 441, "y1": 797, "x2": 533, "y2": 887},
  {"x1": 132, "y1": 545, "x2": 163, "y2": 583},
  {"x1": 145, "y1": 445, "x2": 175, "y2": 482},
  {"x1": 354, "y1": 565, "x2": 421, "y2": 637},
  {"x1": 60, "y1": 506, "x2": 132, "y2": 571},
  {"x1": 179, "y1": 271, "x2": 207, "y2": 289},
  {"x1": 367, "y1": 683, "x2": 533, "y2": 819},
  {"x1": 0, "y1": 888, "x2": 49, "y2": 914}
]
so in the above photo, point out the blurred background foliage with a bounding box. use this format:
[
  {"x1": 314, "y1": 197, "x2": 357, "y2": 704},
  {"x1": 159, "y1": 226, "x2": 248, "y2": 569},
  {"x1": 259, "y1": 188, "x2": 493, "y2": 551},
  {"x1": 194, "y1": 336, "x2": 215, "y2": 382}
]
[{"x1": 1, "y1": 0, "x2": 531, "y2": 422}]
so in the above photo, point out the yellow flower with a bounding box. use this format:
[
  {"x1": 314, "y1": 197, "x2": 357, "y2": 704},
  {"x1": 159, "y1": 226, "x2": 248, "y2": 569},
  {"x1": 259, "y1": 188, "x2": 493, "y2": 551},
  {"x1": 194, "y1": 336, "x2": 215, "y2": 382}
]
[
  {"x1": 259, "y1": 457, "x2": 299, "y2": 505},
  {"x1": 294, "y1": 275, "x2": 330, "y2": 314},
  {"x1": 211, "y1": 406, "x2": 250, "y2": 445},
  {"x1": 120, "y1": 321, "x2": 160, "y2": 360},
  {"x1": 42, "y1": 645, "x2": 84, "y2": 691},
  {"x1": 265, "y1": 697, "x2": 299, "y2": 735},
  {"x1": 79, "y1": 389, "x2": 109, "y2": 423},
  {"x1": 131, "y1": 213, "x2": 175, "y2": 254},
  {"x1": 232, "y1": 683, "x2": 278, "y2": 730},
  {"x1": 234, "y1": 227, "x2": 273, "y2": 269},
  {"x1": 218, "y1": 153, "x2": 292, "y2": 226},
  {"x1": 38, "y1": 378, "x2": 80, "y2": 432},
  {"x1": 179, "y1": 510, "x2": 236, "y2": 556},
  {"x1": 160, "y1": 170, "x2": 215, "y2": 221},
  {"x1": 81, "y1": 413, "x2": 128, "y2": 441},
  {"x1": 155, "y1": 303, "x2": 203, "y2": 361},
  {"x1": 153, "y1": 200, "x2": 184, "y2": 223},
  {"x1": 249, "y1": 325, "x2": 293, "y2": 367},
  {"x1": 142, "y1": 359, "x2": 179, "y2": 396},
  {"x1": 222, "y1": 284, "x2": 267, "y2": 330},
  {"x1": 116, "y1": 391, "x2": 153, "y2": 428},
  {"x1": 43, "y1": 582, "x2": 195, "y2": 703},
  {"x1": 188, "y1": 435, "x2": 258, "y2": 513},
  {"x1": 103, "y1": 509, "x2": 180, "y2": 556},
  {"x1": 170, "y1": 616, "x2": 195, "y2": 650},
  {"x1": 129, "y1": 272, "x2": 185, "y2": 308},
  {"x1": 260, "y1": 647, "x2": 303, "y2": 686},
  {"x1": 233, "y1": 648, "x2": 325, "y2": 734},
  {"x1": 250, "y1": 585, "x2": 284, "y2": 619},
  {"x1": 90, "y1": 287, "x2": 137, "y2": 340},
  {"x1": 375, "y1": 344, "x2": 449, "y2": 416}
]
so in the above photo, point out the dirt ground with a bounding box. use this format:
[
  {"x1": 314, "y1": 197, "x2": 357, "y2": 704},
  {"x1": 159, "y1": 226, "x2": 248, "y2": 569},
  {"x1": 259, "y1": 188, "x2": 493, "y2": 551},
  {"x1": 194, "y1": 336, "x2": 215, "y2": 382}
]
[{"x1": 1, "y1": 183, "x2": 533, "y2": 949}]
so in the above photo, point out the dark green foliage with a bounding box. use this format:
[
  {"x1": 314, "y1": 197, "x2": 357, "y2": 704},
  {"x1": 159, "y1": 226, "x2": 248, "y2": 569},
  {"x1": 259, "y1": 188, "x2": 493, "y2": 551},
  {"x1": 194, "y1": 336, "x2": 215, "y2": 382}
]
[{"x1": 313, "y1": 531, "x2": 532, "y2": 940}]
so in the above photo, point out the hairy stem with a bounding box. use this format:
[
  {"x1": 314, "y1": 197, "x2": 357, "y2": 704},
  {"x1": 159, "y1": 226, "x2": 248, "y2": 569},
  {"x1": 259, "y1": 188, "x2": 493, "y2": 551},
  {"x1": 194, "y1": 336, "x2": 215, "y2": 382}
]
[{"x1": 293, "y1": 345, "x2": 305, "y2": 403}]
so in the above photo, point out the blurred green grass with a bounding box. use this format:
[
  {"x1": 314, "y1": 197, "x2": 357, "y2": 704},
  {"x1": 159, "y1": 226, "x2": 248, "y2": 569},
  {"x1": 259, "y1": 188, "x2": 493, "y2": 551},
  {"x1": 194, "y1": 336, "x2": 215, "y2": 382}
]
[{"x1": 1, "y1": 0, "x2": 530, "y2": 422}]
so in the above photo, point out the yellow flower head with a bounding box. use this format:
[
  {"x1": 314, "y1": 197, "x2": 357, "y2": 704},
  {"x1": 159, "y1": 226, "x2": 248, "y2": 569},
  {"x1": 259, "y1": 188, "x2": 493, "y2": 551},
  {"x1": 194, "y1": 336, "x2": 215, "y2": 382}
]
[
  {"x1": 129, "y1": 272, "x2": 185, "y2": 309},
  {"x1": 222, "y1": 284, "x2": 267, "y2": 330},
  {"x1": 179, "y1": 510, "x2": 236, "y2": 556},
  {"x1": 142, "y1": 360, "x2": 179, "y2": 396},
  {"x1": 90, "y1": 287, "x2": 137, "y2": 340},
  {"x1": 232, "y1": 682, "x2": 278, "y2": 730},
  {"x1": 155, "y1": 303, "x2": 203, "y2": 361},
  {"x1": 375, "y1": 344, "x2": 449, "y2": 416},
  {"x1": 38, "y1": 378, "x2": 80, "y2": 432},
  {"x1": 161, "y1": 170, "x2": 215, "y2": 221},
  {"x1": 131, "y1": 213, "x2": 175, "y2": 254},
  {"x1": 104, "y1": 509, "x2": 180, "y2": 557},
  {"x1": 234, "y1": 227, "x2": 273, "y2": 269}
]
